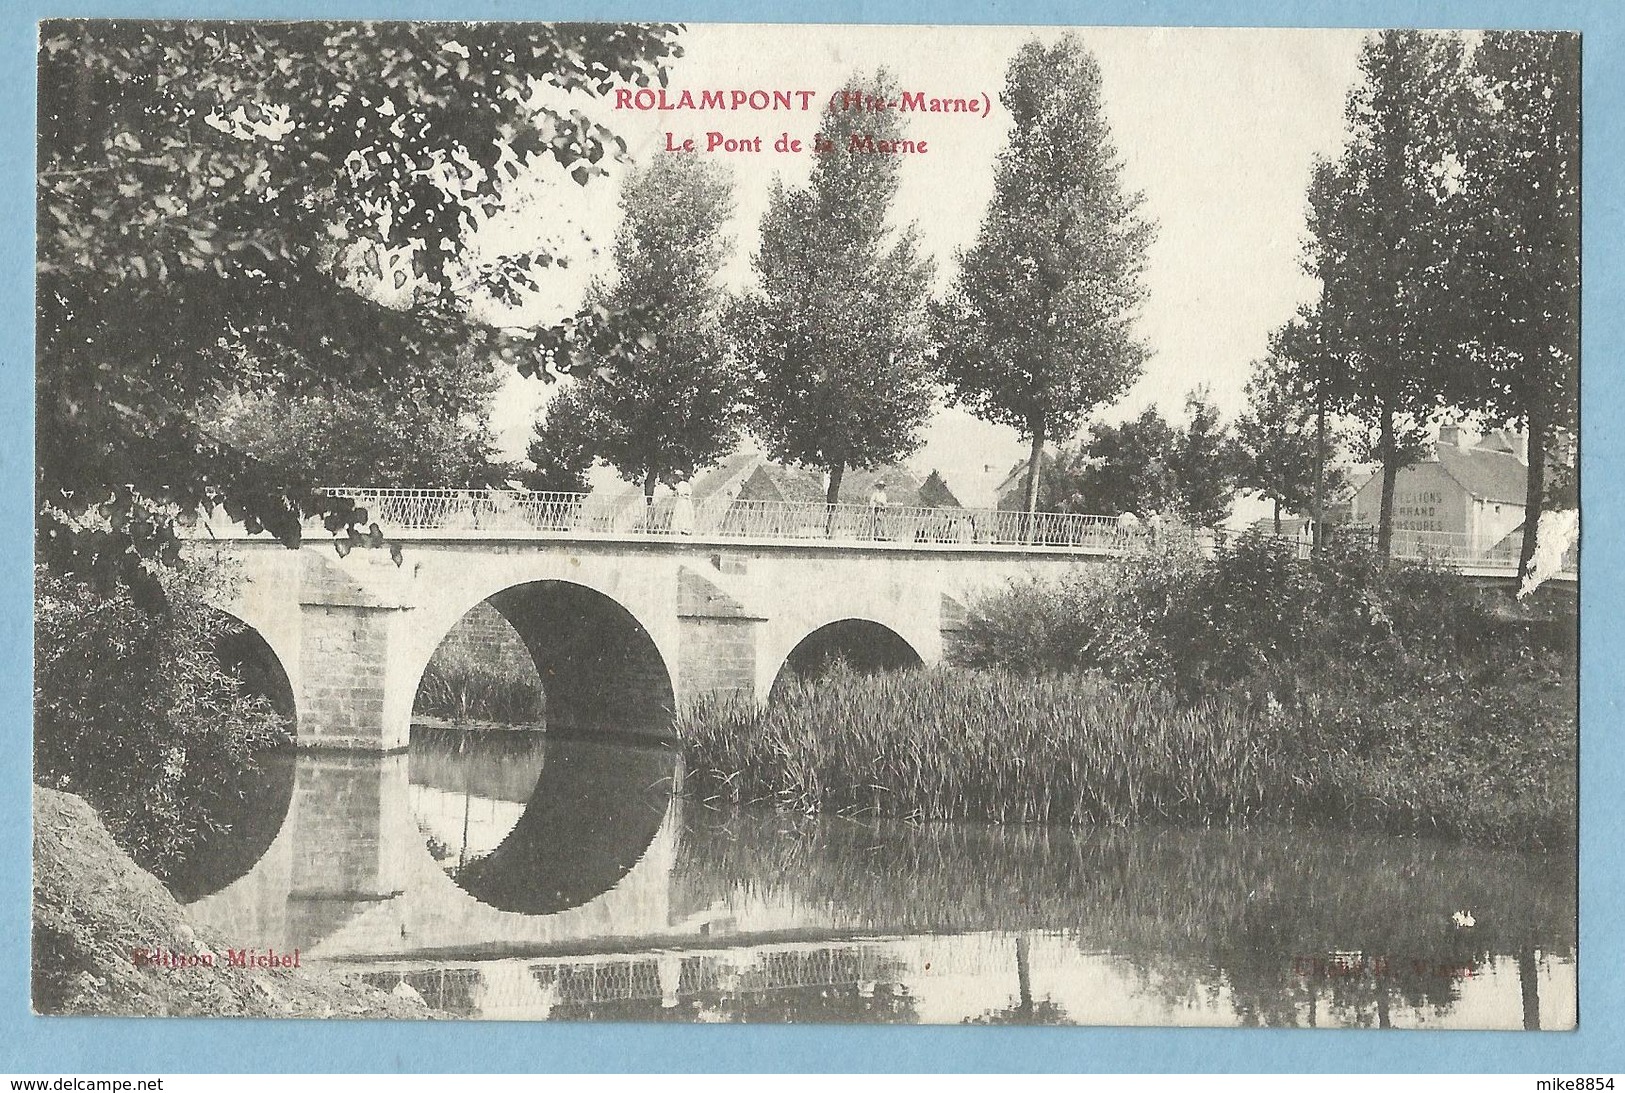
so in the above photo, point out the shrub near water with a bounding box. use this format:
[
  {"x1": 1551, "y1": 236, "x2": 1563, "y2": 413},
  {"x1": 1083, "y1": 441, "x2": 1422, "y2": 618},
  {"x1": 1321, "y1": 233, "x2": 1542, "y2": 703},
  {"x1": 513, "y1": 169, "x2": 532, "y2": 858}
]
[
  {"x1": 681, "y1": 665, "x2": 1287, "y2": 825},
  {"x1": 954, "y1": 531, "x2": 1573, "y2": 698},
  {"x1": 34, "y1": 562, "x2": 291, "y2": 880}
]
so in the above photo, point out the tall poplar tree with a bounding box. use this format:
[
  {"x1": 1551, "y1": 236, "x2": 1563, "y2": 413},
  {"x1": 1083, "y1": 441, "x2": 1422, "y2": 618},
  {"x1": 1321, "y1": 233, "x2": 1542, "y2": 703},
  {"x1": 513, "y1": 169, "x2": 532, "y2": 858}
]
[
  {"x1": 932, "y1": 35, "x2": 1154, "y2": 525},
  {"x1": 733, "y1": 70, "x2": 936, "y2": 509},
  {"x1": 1305, "y1": 30, "x2": 1468, "y2": 559},
  {"x1": 541, "y1": 156, "x2": 746, "y2": 502},
  {"x1": 1449, "y1": 31, "x2": 1580, "y2": 578}
]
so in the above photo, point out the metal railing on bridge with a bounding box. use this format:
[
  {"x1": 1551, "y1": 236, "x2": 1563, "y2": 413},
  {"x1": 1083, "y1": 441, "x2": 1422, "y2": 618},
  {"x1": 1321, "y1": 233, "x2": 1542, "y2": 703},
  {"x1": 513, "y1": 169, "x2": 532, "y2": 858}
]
[
  {"x1": 312, "y1": 487, "x2": 1574, "y2": 576},
  {"x1": 324, "y1": 487, "x2": 1130, "y2": 551},
  {"x1": 1331, "y1": 526, "x2": 1578, "y2": 577}
]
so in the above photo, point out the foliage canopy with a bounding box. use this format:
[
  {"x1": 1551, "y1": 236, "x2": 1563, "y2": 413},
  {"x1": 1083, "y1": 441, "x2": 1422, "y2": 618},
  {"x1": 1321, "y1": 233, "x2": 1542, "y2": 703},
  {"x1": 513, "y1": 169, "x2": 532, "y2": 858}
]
[
  {"x1": 732, "y1": 70, "x2": 936, "y2": 507},
  {"x1": 534, "y1": 155, "x2": 745, "y2": 498},
  {"x1": 38, "y1": 20, "x2": 681, "y2": 582}
]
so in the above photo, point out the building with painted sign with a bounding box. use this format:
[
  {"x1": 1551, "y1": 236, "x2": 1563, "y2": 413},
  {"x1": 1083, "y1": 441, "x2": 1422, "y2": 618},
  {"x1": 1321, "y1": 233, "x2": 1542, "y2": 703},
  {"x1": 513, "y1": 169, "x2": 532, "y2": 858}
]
[{"x1": 1346, "y1": 426, "x2": 1529, "y2": 551}]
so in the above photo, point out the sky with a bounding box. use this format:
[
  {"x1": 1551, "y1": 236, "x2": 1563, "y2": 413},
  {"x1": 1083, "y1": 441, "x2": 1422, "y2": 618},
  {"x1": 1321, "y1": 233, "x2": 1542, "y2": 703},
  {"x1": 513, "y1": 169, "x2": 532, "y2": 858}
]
[{"x1": 478, "y1": 24, "x2": 1370, "y2": 508}]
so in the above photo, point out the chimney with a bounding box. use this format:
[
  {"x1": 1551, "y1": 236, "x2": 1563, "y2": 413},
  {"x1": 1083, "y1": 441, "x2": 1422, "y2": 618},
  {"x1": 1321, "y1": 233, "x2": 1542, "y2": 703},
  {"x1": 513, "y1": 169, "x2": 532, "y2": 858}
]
[
  {"x1": 1513, "y1": 430, "x2": 1529, "y2": 464},
  {"x1": 1438, "y1": 424, "x2": 1463, "y2": 449}
]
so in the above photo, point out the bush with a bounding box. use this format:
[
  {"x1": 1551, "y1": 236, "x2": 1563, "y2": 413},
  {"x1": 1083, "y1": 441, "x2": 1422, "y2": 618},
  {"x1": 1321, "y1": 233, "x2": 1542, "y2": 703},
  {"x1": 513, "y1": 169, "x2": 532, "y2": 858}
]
[
  {"x1": 949, "y1": 540, "x2": 1209, "y2": 678},
  {"x1": 957, "y1": 532, "x2": 1573, "y2": 697},
  {"x1": 34, "y1": 561, "x2": 291, "y2": 880}
]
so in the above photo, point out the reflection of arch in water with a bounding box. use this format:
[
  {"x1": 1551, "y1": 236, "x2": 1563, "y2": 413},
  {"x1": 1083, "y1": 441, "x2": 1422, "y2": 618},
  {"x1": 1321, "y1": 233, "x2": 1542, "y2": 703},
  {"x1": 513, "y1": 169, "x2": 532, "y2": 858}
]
[
  {"x1": 773, "y1": 618, "x2": 923, "y2": 693},
  {"x1": 408, "y1": 727, "x2": 548, "y2": 878},
  {"x1": 447, "y1": 737, "x2": 680, "y2": 916},
  {"x1": 170, "y1": 610, "x2": 298, "y2": 903},
  {"x1": 417, "y1": 580, "x2": 676, "y2": 737},
  {"x1": 409, "y1": 726, "x2": 549, "y2": 804}
]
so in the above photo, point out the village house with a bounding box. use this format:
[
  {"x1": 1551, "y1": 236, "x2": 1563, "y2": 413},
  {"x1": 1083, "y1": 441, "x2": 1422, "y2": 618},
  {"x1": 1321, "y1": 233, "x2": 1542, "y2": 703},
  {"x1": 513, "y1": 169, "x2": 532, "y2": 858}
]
[
  {"x1": 1346, "y1": 426, "x2": 1531, "y2": 551},
  {"x1": 586, "y1": 449, "x2": 963, "y2": 531}
]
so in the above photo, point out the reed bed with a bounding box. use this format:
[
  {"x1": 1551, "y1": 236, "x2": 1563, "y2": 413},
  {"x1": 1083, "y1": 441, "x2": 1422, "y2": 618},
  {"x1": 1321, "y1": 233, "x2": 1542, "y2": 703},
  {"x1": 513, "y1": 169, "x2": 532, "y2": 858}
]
[
  {"x1": 676, "y1": 663, "x2": 1576, "y2": 845},
  {"x1": 679, "y1": 665, "x2": 1292, "y2": 826},
  {"x1": 414, "y1": 647, "x2": 545, "y2": 725}
]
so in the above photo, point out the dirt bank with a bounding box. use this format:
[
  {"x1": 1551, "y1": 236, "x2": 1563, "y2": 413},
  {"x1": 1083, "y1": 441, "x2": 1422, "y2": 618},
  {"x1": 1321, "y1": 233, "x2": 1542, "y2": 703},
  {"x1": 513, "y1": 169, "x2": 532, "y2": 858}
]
[{"x1": 32, "y1": 786, "x2": 439, "y2": 1018}]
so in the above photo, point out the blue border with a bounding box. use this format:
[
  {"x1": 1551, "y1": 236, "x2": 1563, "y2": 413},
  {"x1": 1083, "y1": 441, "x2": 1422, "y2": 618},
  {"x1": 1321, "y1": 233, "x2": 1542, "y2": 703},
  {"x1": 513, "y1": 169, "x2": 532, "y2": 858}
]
[{"x1": 3, "y1": 0, "x2": 1619, "y2": 1074}]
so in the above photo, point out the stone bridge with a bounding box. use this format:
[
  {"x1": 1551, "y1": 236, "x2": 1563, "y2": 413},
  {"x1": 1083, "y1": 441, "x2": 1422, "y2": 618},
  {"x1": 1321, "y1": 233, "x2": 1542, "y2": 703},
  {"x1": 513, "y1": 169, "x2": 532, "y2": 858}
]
[
  {"x1": 200, "y1": 490, "x2": 1126, "y2": 751},
  {"x1": 197, "y1": 487, "x2": 1572, "y2": 752}
]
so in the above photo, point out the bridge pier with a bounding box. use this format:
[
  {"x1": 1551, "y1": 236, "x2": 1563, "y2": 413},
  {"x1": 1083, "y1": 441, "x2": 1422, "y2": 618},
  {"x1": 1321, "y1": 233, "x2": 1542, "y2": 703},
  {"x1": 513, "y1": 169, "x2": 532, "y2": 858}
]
[
  {"x1": 296, "y1": 550, "x2": 418, "y2": 751},
  {"x1": 675, "y1": 564, "x2": 763, "y2": 706},
  {"x1": 283, "y1": 751, "x2": 412, "y2": 948}
]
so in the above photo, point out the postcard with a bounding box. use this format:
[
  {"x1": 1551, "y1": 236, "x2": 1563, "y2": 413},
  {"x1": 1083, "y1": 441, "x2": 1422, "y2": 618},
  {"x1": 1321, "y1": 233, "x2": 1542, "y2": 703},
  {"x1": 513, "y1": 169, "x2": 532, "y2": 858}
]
[{"x1": 32, "y1": 20, "x2": 1578, "y2": 1030}]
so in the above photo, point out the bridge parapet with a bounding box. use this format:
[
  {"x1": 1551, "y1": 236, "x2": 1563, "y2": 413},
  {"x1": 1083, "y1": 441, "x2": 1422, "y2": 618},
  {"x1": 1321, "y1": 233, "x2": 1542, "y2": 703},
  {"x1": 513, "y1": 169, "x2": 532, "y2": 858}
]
[
  {"x1": 186, "y1": 486, "x2": 1577, "y2": 580},
  {"x1": 293, "y1": 489, "x2": 1568, "y2": 577},
  {"x1": 325, "y1": 487, "x2": 1129, "y2": 552}
]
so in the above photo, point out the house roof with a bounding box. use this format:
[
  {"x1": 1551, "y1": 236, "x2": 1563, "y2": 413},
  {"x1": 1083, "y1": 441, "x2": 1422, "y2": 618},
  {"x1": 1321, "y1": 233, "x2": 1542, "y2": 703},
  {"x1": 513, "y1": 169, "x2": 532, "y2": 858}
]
[
  {"x1": 1345, "y1": 447, "x2": 1527, "y2": 507},
  {"x1": 736, "y1": 462, "x2": 824, "y2": 505},
  {"x1": 1336, "y1": 463, "x2": 1381, "y2": 501},
  {"x1": 994, "y1": 452, "x2": 1055, "y2": 501},
  {"x1": 585, "y1": 450, "x2": 962, "y2": 510},
  {"x1": 1436, "y1": 444, "x2": 1528, "y2": 505},
  {"x1": 918, "y1": 471, "x2": 961, "y2": 509},
  {"x1": 1476, "y1": 428, "x2": 1522, "y2": 456},
  {"x1": 688, "y1": 449, "x2": 766, "y2": 506},
  {"x1": 735, "y1": 459, "x2": 946, "y2": 508}
]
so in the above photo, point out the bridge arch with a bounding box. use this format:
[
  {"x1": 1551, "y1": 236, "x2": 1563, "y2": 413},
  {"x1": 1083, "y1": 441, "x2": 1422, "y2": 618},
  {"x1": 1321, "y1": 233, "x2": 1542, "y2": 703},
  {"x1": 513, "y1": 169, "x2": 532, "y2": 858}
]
[
  {"x1": 162, "y1": 604, "x2": 299, "y2": 902},
  {"x1": 770, "y1": 617, "x2": 925, "y2": 695},
  {"x1": 411, "y1": 576, "x2": 677, "y2": 736},
  {"x1": 214, "y1": 611, "x2": 298, "y2": 729},
  {"x1": 193, "y1": 543, "x2": 306, "y2": 723}
]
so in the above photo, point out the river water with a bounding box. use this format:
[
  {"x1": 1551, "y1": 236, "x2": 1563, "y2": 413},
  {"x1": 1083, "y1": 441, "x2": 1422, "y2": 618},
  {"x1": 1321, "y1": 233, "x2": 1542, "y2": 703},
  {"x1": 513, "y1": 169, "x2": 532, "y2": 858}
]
[{"x1": 184, "y1": 728, "x2": 1577, "y2": 1028}]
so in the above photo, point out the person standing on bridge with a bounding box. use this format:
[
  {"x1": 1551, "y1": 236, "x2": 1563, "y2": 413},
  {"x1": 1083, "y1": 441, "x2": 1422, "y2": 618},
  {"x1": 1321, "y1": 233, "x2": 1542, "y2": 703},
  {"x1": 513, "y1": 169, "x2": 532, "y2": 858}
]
[
  {"x1": 672, "y1": 480, "x2": 696, "y2": 535},
  {"x1": 868, "y1": 479, "x2": 889, "y2": 541},
  {"x1": 448, "y1": 489, "x2": 480, "y2": 531}
]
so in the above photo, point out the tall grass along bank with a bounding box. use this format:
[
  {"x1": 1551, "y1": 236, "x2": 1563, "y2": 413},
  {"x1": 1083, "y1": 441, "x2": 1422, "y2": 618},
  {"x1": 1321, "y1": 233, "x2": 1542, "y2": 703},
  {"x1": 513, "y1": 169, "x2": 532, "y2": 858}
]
[
  {"x1": 414, "y1": 646, "x2": 545, "y2": 726},
  {"x1": 678, "y1": 664, "x2": 1573, "y2": 846},
  {"x1": 682, "y1": 667, "x2": 1282, "y2": 828},
  {"x1": 685, "y1": 535, "x2": 1573, "y2": 845}
]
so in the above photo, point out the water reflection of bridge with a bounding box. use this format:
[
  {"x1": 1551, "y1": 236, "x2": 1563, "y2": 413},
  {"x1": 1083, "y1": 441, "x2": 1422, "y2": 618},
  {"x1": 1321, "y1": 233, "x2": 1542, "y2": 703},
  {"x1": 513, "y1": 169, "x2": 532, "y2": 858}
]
[
  {"x1": 190, "y1": 740, "x2": 1021, "y2": 964},
  {"x1": 189, "y1": 742, "x2": 687, "y2": 960},
  {"x1": 344, "y1": 935, "x2": 1574, "y2": 1028},
  {"x1": 350, "y1": 940, "x2": 967, "y2": 1021},
  {"x1": 186, "y1": 736, "x2": 1578, "y2": 1029}
]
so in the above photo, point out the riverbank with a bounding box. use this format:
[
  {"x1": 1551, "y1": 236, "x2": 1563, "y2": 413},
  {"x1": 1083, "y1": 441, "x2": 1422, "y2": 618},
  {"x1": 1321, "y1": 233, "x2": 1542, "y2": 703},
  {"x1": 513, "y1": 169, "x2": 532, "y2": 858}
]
[
  {"x1": 412, "y1": 714, "x2": 544, "y2": 733},
  {"x1": 32, "y1": 786, "x2": 442, "y2": 1018},
  {"x1": 676, "y1": 661, "x2": 1576, "y2": 848}
]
